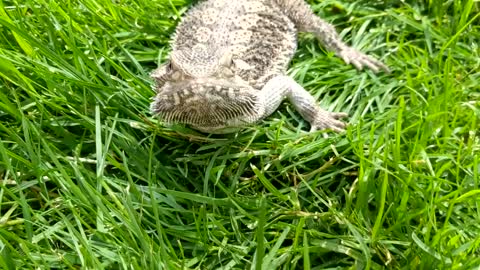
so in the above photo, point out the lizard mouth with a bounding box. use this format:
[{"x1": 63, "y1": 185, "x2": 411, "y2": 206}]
[{"x1": 150, "y1": 80, "x2": 260, "y2": 128}]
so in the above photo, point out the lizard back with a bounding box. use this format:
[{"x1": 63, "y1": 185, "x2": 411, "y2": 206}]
[{"x1": 171, "y1": 0, "x2": 297, "y2": 88}]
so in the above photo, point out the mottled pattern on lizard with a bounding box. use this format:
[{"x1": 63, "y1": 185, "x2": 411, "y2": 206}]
[{"x1": 150, "y1": 0, "x2": 389, "y2": 133}]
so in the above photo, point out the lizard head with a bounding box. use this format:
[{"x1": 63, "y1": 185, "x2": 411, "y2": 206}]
[{"x1": 150, "y1": 56, "x2": 261, "y2": 133}]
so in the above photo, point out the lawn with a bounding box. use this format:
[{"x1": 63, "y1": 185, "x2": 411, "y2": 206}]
[{"x1": 0, "y1": 0, "x2": 479, "y2": 269}]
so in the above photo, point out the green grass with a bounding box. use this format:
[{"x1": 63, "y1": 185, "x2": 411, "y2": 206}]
[{"x1": 0, "y1": 0, "x2": 479, "y2": 269}]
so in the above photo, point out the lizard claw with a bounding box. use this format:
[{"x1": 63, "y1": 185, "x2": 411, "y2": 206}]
[
  {"x1": 309, "y1": 110, "x2": 348, "y2": 133},
  {"x1": 338, "y1": 46, "x2": 390, "y2": 73}
]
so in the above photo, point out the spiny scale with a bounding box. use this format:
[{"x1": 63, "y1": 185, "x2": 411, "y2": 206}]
[{"x1": 151, "y1": 84, "x2": 259, "y2": 126}]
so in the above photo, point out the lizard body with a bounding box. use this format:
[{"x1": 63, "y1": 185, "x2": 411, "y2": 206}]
[{"x1": 150, "y1": 0, "x2": 388, "y2": 133}]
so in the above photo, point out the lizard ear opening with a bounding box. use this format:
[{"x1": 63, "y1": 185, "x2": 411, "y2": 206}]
[{"x1": 150, "y1": 85, "x2": 259, "y2": 127}]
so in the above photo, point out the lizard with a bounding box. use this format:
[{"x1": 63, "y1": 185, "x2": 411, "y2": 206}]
[{"x1": 150, "y1": 0, "x2": 389, "y2": 134}]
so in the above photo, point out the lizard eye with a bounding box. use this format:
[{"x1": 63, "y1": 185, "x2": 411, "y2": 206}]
[
  {"x1": 219, "y1": 53, "x2": 233, "y2": 68},
  {"x1": 165, "y1": 60, "x2": 173, "y2": 73},
  {"x1": 151, "y1": 60, "x2": 175, "y2": 89}
]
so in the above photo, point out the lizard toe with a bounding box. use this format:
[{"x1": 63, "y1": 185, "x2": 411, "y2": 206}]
[
  {"x1": 339, "y1": 47, "x2": 389, "y2": 73},
  {"x1": 309, "y1": 111, "x2": 348, "y2": 133}
]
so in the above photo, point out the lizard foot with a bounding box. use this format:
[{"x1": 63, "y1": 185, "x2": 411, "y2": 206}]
[
  {"x1": 338, "y1": 46, "x2": 390, "y2": 73},
  {"x1": 309, "y1": 110, "x2": 348, "y2": 133}
]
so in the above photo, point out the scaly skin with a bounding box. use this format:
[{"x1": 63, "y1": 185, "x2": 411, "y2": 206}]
[{"x1": 150, "y1": 0, "x2": 388, "y2": 134}]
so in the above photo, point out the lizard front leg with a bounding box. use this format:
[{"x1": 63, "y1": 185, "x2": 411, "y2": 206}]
[
  {"x1": 259, "y1": 76, "x2": 347, "y2": 132},
  {"x1": 274, "y1": 0, "x2": 389, "y2": 73}
]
